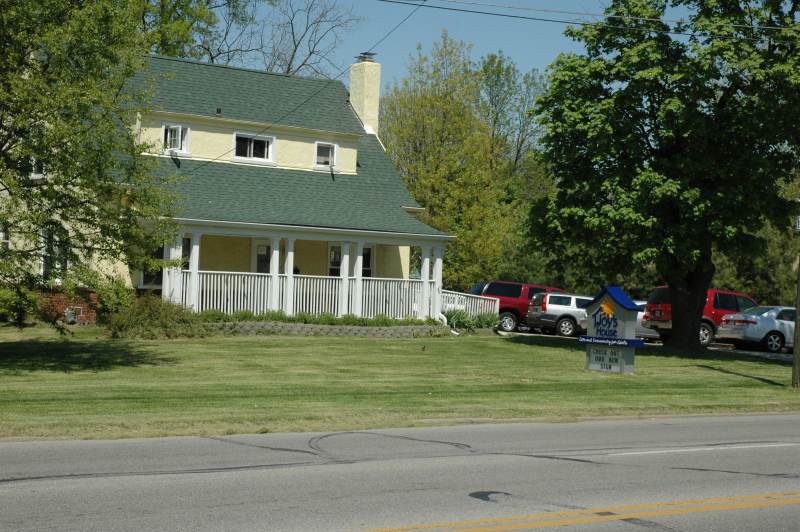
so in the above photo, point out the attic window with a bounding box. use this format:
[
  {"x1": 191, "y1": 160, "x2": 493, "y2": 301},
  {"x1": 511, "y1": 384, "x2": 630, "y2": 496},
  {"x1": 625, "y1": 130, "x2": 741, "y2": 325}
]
[
  {"x1": 163, "y1": 124, "x2": 189, "y2": 154},
  {"x1": 315, "y1": 142, "x2": 336, "y2": 169},
  {"x1": 233, "y1": 133, "x2": 274, "y2": 164}
]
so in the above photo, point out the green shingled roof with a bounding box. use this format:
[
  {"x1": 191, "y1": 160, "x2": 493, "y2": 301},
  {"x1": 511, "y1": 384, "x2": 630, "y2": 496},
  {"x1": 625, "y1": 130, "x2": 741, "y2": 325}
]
[
  {"x1": 156, "y1": 135, "x2": 444, "y2": 237},
  {"x1": 138, "y1": 56, "x2": 364, "y2": 135}
]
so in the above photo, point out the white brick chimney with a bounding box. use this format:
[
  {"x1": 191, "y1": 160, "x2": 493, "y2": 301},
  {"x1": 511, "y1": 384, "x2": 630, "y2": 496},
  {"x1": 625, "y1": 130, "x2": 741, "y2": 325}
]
[{"x1": 349, "y1": 52, "x2": 381, "y2": 135}]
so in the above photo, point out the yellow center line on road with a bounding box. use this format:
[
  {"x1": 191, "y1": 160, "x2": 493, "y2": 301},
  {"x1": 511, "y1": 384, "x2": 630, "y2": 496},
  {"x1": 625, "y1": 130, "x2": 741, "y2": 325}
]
[{"x1": 363, "y1": 491, "x2": 800, "y2": 532}]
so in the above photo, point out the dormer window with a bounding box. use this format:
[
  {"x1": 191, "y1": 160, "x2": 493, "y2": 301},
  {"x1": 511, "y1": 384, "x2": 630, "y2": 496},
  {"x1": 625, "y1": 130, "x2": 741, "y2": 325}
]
[
  {"x1": 315, "y1": 142, "x2": 336, "y2": 169},
  {"x1": 163, "y1": 124, "x2": 189, "y2": 154},
  {"x1": 233, "y1": 133, "x2": 275, "y2": 164}
]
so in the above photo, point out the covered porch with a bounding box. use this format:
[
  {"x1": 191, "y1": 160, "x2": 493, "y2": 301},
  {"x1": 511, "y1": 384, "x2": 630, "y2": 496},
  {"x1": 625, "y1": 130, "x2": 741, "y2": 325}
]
[{"x1": 159, "y1": 222, "x2": 497, "y2": 320}]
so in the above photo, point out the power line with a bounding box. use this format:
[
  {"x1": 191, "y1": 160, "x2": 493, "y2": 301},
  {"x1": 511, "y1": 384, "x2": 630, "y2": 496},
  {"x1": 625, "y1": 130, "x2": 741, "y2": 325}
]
[
  {"x1": 180, "y1": 0, "x2": 429, "y2": 177},
  {"x1": 376, "y1": 0, "x2": 776, "y2": 42},
  {"x1": 434, "y1": 0, "x2": 796, "y2": 33}
]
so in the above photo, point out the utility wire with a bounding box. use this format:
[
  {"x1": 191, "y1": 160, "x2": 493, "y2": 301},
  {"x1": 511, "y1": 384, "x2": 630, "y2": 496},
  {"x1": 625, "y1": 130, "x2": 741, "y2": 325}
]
[
  {"x1": 434, "y1": 0, "x2": 796, "y2": 33},
  {"x1": 376, "y1": 0, "x2": 779, "y2": 42},
  {"x1": 180, "y1": 0, "x2": 429, "y2": 177}
]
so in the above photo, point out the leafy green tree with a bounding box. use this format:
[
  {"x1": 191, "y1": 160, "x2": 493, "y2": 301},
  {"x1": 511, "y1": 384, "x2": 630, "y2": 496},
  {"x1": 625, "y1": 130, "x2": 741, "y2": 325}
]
[
  {"x1": 381, "y1": 32, "x2": 550, "y2": 290},
  {"x1": 536, "y1": 0, "x2": 800, "y2": 349},
  {"x1": 0, "y1": 0, "x2": 174, "y2": 322}
]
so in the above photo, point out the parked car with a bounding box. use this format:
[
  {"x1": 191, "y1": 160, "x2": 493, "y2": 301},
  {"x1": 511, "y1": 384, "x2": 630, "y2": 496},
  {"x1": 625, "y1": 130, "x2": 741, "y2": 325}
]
[
  {"x1": 526, "y1": 292, "x2": 594, "y2": 337},
  {"x1": 642, "y1": 287, "x2": 757, "y2": 346},
  {"x1": 717, "y1": 306, "x2": 795, "y2": 353},
  {"x1": 634, "y1": 300, "x2": 660, "y2": 341},
  {"x1": 469, "y1": 281, "x2": 564, "y2": 332}
]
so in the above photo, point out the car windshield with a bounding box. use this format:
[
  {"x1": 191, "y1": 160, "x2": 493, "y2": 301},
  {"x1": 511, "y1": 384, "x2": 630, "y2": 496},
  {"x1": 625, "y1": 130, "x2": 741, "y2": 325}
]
[
  {"x1": 468, "y1": 282, "x2": 487, "y2": 296},
  {"x1": 743, "y1": 306, "x2": 778, "y2": 317}
]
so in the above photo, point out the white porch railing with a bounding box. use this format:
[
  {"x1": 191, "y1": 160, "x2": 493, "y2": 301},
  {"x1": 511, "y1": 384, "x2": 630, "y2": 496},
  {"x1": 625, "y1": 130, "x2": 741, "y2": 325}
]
[
  {"x1": 361, "y1": 277, "x2": 425, "y2": 319},
  {"x1": 442, "y1": 290, "x2": 499, "y2": 316},
  {"x1": 293, "y1": 275, "x2": 341, "y2": 315},
  {"x1": 178, "y1": 271, "x2": 497, "y2": 318}
]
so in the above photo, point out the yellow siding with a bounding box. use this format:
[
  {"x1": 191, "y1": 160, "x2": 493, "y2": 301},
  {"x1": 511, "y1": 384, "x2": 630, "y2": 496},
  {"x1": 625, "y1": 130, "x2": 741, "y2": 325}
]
[
  {"x1": 375, "y1": 245, "x2": 409, "y2": 279},
  {"x1": 294, "y1": 240, "x2": 328, "y2": 276},
  {"x1": 199, "y1": 235, "x2": 250, "y2": 272},
  {"x1": 139, "y1": 114, "x2": 358, "y2": 173}
]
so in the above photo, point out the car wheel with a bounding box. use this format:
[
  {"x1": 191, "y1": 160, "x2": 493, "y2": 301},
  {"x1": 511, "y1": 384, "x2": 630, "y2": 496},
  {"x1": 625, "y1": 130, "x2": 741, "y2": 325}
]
[
  {"x1": 498, "y1": 312, "x2": 518, "y2": 332},
  {"x1": 763, "y1": 332, "x2": 785, "y2": 353},
  {"x1": 699, "y1": 322, "x2": 714, "y2": 347},
  {"x1": 556, "y1": 318, "x2": 576, "y2": 337}
]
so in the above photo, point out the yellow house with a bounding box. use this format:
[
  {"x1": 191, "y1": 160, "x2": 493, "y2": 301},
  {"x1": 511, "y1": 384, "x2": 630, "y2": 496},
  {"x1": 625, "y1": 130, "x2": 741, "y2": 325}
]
[{"x1": 134, "y1": 55, "x2": 476, "y2": 319}]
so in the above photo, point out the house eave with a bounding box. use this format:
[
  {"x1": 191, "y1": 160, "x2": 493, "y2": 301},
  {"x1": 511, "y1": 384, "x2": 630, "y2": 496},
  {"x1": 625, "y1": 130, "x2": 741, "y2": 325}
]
[{"x1": 171, "y1": 216, "x2": 455, "y2": 243}]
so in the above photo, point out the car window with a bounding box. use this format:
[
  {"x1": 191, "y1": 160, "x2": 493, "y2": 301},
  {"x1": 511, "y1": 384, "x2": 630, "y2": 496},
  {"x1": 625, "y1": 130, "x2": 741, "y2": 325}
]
[
  {"x1": 468, "y1": 282, "x2": 487, "y2": 296},
  {"x1": 531, "y1": 293, "x2": 546, "y2": 306},
  {"x1": 736, "y1": 296, "x2": 756, "y2": 311},
  {"x1": 576, "y1": 298, "x2": 593, "y2": 309},
  {"x1": 549, "y1": 295, "x2": 572, "y2": 306},
  {"x1": 777, "y1": 309, "x2": 796, "y2": 322},
  {"x1": 647, "y1": 287, "x2": 670, "y2": 304},
  {"x1": 528, "y1": 287, "x2": 544, "y2": 300},
  {"x1": 714, "y1": 292, "x2": 738, "y2": 311},
  {"x1": 484, "y1": 282, "x2": 522, "y2": 298}
]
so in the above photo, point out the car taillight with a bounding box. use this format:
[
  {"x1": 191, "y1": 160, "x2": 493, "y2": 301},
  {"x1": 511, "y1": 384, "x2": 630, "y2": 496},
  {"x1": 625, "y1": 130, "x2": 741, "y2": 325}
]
[
  {"x1": 642, "y1": 312, "x2": 650, "y2": 322},
  {"x1": 541, "y1": 297, "x2": 547, "y2": 313}
]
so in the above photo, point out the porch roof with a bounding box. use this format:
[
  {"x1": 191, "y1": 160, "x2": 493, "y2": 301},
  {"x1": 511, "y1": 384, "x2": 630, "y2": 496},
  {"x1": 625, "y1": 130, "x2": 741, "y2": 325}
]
[{"x1": 156, "y1": 135, "x2": 447, "y2": 237}]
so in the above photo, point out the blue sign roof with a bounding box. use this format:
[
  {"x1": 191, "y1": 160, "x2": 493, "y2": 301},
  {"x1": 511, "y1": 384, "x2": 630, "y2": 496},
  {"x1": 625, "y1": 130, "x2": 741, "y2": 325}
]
[{"x1": 589, "y1": 286, "x2": 641, "y2": 312}]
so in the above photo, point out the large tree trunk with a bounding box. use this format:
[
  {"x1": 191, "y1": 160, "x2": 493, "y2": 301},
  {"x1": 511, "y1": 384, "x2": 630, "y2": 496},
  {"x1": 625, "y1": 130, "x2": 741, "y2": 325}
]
[{"x1": 664, "y1": 250, "x2": 715, "y2": 351}]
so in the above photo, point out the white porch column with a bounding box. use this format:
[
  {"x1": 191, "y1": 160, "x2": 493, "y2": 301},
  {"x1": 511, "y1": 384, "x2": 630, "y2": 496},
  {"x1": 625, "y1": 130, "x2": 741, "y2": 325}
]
[
  {"x1": 419, "y1": 245, "x2": 432, "y2": 319},
  {"x1": 338, "y1": 241, "x2": 351, "y2": 316},
  {"x1": 284, "y1": 238, "x2": 295, "y2": 315},
  {"x1": 163, "y1": 235, "x2": 184, "y2": 305},
  {"x1": 433, "y1": 245, "x2": 444, "y2": 317},
  {"x1": 189, "y1": 232, "x2": 202, "y2": 311},
  {"x1": 269, "y1": 236, "x2": 281, "y2": 311},
  {"x1": 352, "y1": 241, "x2": 364, "y2": 317}
]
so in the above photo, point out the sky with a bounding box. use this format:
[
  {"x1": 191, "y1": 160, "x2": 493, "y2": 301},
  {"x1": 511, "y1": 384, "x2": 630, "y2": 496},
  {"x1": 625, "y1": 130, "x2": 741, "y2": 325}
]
[{"x1": 335, "y1": 0, "x2": 610, "y2": 89}]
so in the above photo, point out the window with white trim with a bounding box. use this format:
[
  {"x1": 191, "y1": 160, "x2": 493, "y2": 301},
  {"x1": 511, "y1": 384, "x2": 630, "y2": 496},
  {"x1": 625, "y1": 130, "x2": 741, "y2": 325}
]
[
  {"x1": 256, "y1": 245, "x2": 271, "y2": 274},
  {"x1": 328, "y1": 244, "x2": 342, "y2": 276},
  {"x1": 163, "y1": 124, "x2": 189, "y2": 153},
  {"x1": 361, "y1": 246, "x2": 373, "y2": 278},
  {"x1": 140, "y1": 245, "x2": 165, "y2": 288},
  {"x1": 0, "y1": 226, "x2": 9, "y2": 251},
  {"x1": 315, "y1": 142, "x2": 336, "y2": 168},
  {"x1": 41, "y1": 230, "x2": 69, "y2": 283},
  {"x1": 234, "y1": 134, "x2": 274, "y2": 163}
]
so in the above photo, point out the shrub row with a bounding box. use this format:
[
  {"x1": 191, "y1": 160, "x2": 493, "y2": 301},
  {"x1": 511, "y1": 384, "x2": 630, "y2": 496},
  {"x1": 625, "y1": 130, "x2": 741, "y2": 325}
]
[
  {"x1": 442, "y1": 309, "x2": 499, "y2": 331},
  {"x1": 196, "y1": 309, "x2": 438, "y2": 327}
]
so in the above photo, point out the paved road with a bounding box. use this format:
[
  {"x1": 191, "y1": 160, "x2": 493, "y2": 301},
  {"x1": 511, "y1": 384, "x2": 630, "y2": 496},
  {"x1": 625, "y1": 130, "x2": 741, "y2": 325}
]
[{"x1": 2, "y1": 414, "x2": 799, "y2": 531}]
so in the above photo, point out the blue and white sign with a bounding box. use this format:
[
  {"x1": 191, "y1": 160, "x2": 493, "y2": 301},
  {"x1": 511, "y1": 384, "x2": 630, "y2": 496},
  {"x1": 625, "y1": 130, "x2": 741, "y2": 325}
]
[{"x1": 581, "y1": 286, "x2": 640, "y2": 374}]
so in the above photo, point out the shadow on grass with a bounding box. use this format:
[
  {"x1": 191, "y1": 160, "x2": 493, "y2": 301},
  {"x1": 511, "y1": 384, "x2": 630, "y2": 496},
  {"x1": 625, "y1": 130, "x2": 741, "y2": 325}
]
[
  {"x1": 0, "y1": 339, "x2": 176, "y2": 373},
  {"x1": 501, "y1": 334, "x2": 584, "y2": 352},
  {"x1": 502, "y1": 334, "x2": 792, "y2": 367},
  {"x1": 696, "y1": 364, "x2": 785, "y2": 387}
]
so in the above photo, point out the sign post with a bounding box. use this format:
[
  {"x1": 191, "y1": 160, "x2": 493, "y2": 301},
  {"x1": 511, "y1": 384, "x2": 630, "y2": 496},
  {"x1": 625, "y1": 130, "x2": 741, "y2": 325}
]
[{"x1": 579, "y1": 286, "x2": 643, "y2": 374}]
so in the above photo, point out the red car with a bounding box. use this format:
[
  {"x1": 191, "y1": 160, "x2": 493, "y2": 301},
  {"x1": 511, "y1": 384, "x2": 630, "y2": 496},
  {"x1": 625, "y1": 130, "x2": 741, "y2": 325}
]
[
  {"x1": 469, "y1": 281, "x2": 564, "y2": 332},
  {"x1": 642, "y1": 287, "x2": 758, "y2": 346}
]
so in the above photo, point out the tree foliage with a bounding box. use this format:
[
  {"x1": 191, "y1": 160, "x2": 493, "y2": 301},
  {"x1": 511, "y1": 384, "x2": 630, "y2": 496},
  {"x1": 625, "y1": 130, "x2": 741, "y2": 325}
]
[
  {"x1": 381, "y1": 33, "x2": 549, "y2": 290},
  {"x1": 0, "y1": 0, "x2": 174, "y2": 321},
  {"x1": 535, "y1": 0, "x2": 800, "y2": 348}
]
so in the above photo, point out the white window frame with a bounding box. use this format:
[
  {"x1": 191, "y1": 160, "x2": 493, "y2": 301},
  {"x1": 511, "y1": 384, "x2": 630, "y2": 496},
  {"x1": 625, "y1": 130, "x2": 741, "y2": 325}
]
[
  {"x1": 314, "y1": 141, "x2": 338, "y2": 171},
  {"x1": 161, "y1": 123, "x2": 191, "y2": 156},
  {"x1": 138, "y1": 245, "x2": 166, "y2": 289},
  {"x1": 361, "y1": 245, "x2": 373, "y2": 278},
  {"x1": 328, "y1": 242, "x2": 342, "y2": 277},
  {"x1": 250, "y1": 239, "x2": 273, "y2": 274},
  {"x1": 232, "y1": 132, "x2": 276, "y2": 165},
  {"x1": 0, "y1": 226, "x2": 9, "y2": 251}
]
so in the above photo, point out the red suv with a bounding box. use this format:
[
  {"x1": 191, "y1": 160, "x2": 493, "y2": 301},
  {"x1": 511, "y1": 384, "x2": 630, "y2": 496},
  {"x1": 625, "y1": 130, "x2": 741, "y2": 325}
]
[
  {"x1": 642, "y1": 287, "x2": 758, "y2": 346},
  {"x1": 469, "y1": 281, "x2": 564, "y2": 332}
]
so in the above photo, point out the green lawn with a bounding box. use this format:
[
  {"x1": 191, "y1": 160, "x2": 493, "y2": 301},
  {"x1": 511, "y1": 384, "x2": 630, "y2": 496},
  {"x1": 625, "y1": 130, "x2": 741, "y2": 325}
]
[{"x1": 1, "y1": 324, "x2": 799, "y2": 440}]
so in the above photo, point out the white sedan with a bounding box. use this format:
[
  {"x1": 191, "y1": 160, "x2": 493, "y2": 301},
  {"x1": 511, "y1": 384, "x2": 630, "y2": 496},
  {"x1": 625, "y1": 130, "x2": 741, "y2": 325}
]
[{"x1": 716, "y1": 306, "x2": 795, "y2": 353}]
